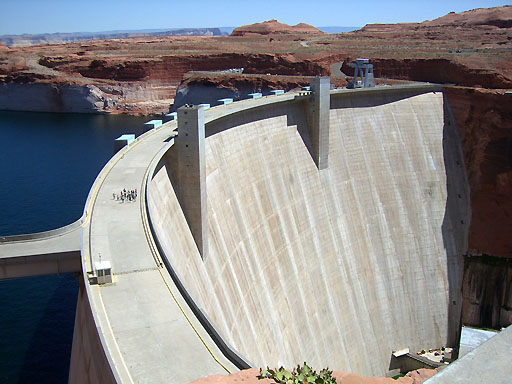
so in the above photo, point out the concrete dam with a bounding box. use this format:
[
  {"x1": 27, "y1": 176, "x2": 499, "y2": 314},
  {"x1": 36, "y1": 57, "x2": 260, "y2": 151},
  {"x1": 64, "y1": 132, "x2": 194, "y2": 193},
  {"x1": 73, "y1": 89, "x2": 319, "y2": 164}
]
[
  {"x1": 147, "y1": 83, "x2": 470, "y2": 376},
  {"x1": 0, "y1": 80, "x2": 473, "y2": 382}
]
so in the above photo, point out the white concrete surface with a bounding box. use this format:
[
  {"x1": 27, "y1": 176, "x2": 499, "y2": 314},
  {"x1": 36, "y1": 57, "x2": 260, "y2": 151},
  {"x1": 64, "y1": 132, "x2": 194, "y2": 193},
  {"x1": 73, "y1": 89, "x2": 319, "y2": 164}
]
[
  {"x1": 425, "y1": 325, "x2": 512, "y2": 384},
  {"x1": 459, "y1": 326, "x2": 498, "y2": 357},
  {"x1": 147, "y1": 86, "x2": 470, "y2": 376}
]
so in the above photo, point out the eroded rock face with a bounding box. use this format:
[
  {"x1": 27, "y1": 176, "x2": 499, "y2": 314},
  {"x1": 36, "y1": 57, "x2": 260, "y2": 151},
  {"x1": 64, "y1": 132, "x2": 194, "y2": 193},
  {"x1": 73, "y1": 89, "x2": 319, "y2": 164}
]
[
  {"x1": 446, "y1": 86, "x2": 512, "y2": 328},
  {"x1": 244, "y1": 54, "x2": 328, "y2": 76},
  {"x1": 462, "y1": 255, "x2": 512, "y2": 328},
  {"x1": 445, "y1": 87, "x2": 512, "y2": 259}
]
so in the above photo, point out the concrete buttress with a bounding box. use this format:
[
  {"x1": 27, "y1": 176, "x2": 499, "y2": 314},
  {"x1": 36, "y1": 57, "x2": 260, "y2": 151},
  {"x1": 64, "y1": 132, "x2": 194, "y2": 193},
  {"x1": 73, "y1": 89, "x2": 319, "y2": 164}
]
[
  {"x1": 176, "y1": 105, "x2": 208, "y2": 259},
  {"x1": 308, "y1": 77, "x2": 330, "y2": 170}
]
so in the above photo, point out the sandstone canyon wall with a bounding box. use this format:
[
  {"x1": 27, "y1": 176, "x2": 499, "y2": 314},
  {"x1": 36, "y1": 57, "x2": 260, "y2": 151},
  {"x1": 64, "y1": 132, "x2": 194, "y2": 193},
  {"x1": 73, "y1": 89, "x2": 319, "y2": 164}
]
[{"x1": 446, "y1": 87, "x2": 512, "y2": 328}]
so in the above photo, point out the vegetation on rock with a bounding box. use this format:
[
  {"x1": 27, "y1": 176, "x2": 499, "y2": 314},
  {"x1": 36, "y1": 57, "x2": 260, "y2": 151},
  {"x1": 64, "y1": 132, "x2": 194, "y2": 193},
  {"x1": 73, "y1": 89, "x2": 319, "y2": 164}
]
[{"x1": 259, "y1": 363, "x2": 336, "y2": 384}]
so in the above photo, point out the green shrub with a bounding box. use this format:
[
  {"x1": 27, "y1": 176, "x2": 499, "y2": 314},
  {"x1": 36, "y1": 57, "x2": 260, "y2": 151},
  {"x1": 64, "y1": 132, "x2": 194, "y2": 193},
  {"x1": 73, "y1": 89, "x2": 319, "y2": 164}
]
[{"x1": 259, "y1": 362, "x2": 336, "y2": 384}]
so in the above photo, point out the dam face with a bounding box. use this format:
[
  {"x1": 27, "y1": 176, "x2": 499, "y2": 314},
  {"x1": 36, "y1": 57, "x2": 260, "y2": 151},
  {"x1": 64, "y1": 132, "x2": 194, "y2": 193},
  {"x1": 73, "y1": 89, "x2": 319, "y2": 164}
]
[{"x1": 147, "y1": 87, "x2": 470, "y2": 376}]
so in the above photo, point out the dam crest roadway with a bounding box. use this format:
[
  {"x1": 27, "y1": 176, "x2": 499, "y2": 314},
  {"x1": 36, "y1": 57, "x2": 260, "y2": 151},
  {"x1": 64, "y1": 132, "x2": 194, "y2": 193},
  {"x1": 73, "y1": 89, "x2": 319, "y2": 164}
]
[{"x1": 1, "y1": 81, "x2": 509, "y2": 383}]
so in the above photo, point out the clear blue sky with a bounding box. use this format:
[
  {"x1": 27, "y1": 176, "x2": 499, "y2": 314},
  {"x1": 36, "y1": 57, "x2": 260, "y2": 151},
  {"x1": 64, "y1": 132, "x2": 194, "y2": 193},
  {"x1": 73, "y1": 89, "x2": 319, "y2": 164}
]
[{"x1": 1, "y1": 0, "x2": 509, "y2": 35}]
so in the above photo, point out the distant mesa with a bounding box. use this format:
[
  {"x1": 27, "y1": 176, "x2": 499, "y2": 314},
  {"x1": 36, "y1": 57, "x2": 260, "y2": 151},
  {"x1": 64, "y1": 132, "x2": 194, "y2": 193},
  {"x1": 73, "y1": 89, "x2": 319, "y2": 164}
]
[
  {"x1": 360, "y1": 5, "x2": 512, "y2": 32},
  {"x1": 0, "y1": 43, "x2": 9, "y2": 51},
  {"x1": 230, "y1": 19, "x2": 323, "y2": 36},
  {"x1": 424, "y1": 5, "x2": 512, "y2": 28}
]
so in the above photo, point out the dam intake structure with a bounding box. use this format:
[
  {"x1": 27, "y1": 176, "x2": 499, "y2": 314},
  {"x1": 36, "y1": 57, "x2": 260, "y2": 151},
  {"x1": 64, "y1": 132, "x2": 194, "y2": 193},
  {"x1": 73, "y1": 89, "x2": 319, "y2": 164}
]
[{"x1": 0, "y1": 80, "x2": 476, "y2": 382}]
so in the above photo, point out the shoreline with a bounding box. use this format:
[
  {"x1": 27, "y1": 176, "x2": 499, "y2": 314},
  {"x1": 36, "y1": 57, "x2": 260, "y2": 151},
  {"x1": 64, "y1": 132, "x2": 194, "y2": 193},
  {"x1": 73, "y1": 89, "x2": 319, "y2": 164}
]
[{"x1": 0, "y1": 82, "x2": 173, "y2": 116}]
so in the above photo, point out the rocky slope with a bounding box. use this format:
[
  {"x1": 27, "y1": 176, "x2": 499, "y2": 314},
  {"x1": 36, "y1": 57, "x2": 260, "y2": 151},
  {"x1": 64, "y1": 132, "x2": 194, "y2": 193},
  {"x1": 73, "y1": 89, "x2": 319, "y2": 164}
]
[{"x1": 424, "y1": 6, "x2": 512, "y2": 28}]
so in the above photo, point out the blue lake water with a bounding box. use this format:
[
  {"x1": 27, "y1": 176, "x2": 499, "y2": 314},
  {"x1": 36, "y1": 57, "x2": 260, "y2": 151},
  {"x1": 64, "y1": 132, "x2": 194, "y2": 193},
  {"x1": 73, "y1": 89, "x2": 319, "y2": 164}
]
[{"x1": 0, "y1": 110, "x2": 151, "y2": 383}]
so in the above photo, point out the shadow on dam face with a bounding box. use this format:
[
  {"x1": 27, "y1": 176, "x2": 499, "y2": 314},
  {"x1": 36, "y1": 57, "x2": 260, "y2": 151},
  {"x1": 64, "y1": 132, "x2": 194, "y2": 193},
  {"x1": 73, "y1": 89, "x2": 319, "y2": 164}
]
[
  {"x1": 147, "y1": 88, "x2": 470, "y2": 376},
  {"x1": 205, "y1": 100, "x2": 317, "y2": 170},
  {"x1": 441, "y1": 92, "x2": 471, "y2": 358}
]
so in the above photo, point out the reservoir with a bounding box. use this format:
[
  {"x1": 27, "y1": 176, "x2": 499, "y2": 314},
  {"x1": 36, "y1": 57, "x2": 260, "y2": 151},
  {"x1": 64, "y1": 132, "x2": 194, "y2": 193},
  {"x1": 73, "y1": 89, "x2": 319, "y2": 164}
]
[{"x1": 0, "y1": 110, "x2": 151, "y2": 383}]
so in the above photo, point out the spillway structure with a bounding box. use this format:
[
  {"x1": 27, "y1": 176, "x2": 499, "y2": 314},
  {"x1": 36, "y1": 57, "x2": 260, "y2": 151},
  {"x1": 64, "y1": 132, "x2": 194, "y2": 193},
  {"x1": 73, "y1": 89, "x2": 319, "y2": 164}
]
[{"x1": 0, "y1": 79, "x2": 474, "y2": 383}]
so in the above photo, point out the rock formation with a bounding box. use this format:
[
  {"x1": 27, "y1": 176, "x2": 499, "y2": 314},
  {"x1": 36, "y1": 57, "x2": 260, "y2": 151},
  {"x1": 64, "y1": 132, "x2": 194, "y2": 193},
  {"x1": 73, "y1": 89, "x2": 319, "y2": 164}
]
[
  {"x1": 423, "y1": 5, "x2": 512, "y2": 28},
  {"x1": 230, "y1": 19, "x2": 323, "y2": 36}
]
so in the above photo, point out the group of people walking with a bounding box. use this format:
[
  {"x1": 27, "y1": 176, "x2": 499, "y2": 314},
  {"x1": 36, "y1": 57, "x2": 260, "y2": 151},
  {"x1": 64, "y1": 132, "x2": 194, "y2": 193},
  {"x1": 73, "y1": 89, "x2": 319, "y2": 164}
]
[{"x1": 113, "y1": 188, "x2": 138, "y2": 203}]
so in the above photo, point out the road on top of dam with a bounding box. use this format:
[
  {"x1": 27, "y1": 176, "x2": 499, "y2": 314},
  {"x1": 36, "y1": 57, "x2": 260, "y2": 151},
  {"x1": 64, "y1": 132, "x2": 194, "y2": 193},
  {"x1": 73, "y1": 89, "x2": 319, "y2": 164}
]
[{"x1": 80, "y1": 115, "x2": 234, "y2": 382}]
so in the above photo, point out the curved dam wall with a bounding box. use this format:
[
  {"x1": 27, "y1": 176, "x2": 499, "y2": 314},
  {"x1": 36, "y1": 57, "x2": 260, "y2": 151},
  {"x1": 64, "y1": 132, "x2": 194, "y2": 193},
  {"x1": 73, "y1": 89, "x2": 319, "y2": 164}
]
[
  {"x1": 69, "y1": 276, "x2": 116, "y2": 384},
  {"x1": 147, "y1": 87, "x2": 470, "y2": 376}
]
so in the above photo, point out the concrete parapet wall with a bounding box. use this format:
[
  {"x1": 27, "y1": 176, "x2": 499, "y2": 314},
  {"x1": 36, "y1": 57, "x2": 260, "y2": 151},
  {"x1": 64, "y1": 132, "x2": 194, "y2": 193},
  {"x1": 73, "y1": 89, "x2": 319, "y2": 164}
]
[
  {"x1": 147, "y1": 87, "x2": 470, "y2": 376},
  {"x1": 0, "y1": 218, "x2": 82, "y2": 279},
  {"x1": 0, "y1": 217, "x2": 83, "y2": 243}
]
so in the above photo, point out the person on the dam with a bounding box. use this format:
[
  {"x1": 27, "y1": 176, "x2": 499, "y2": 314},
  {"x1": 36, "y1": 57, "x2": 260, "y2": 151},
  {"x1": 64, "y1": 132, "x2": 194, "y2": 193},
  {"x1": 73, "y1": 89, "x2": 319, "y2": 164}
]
[{"x1": 115, "y1": 188, "x2": 137, "y2": 203}]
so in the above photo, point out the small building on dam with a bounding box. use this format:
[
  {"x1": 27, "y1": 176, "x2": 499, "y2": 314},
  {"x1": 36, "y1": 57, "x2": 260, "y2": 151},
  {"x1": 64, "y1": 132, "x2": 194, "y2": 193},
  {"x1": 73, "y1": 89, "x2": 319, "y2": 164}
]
[{"x1": 1, "y1": 79, "x2": 476, "y2": 383}]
